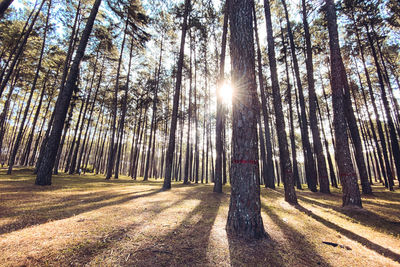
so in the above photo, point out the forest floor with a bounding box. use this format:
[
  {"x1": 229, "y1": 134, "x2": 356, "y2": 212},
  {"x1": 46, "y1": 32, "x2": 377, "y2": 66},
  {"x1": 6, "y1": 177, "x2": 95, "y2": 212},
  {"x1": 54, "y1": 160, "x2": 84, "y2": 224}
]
[{"x1": 0, "y1": 168, "x2": 400, "y2": 267}]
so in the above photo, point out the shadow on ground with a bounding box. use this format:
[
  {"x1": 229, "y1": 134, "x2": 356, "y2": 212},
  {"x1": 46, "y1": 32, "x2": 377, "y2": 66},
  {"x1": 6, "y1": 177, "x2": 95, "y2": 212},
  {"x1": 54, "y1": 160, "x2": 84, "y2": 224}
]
[{"x1": 226, "y1": 201, "x2": 332, "y2": 267}]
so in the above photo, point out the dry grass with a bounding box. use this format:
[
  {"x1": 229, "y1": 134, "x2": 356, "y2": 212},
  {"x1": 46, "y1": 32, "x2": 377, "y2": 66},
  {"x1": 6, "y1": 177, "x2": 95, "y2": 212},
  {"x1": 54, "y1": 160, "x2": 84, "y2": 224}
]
[{"x1": 0, "y1": 167, "x2": 399, "y2": 266}]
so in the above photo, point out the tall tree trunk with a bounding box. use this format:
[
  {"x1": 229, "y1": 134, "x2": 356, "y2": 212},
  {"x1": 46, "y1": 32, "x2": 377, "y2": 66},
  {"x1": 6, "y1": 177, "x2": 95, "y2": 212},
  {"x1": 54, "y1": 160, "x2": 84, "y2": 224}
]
[
  {"x1": 184, "y1": 82, "x2": 192, "y2": 184},
  {"x1": 367, "y1": 25, "x2": 400, "y2": 188},
  {"x1": 316, "y1": 98, "x2": 338, "y2": 187},
  {"x1": 280, "y1": 21, "x2": 301, "y2": 190},
  {"x1": 78, "y1": 61, "x2": 103, "y2": 173},
  {"x1": 64, "y1": 97, "x2": 84, "y2": 173},
  {"x1": 324, "y1": 0, "x2": 362, "y2": 207},
  {"x1": 114, "y1": 36, "x2": 132, "y2": 179},
  {"x1": 7, "y1": 0, "x2": 50, "y2": 174},
  {"x1": 193, "y1": 44, "x2": 199, "y2": 184},
  {"x1": 0, "y1": 0, "x2": 45, "y2": 98},
  {"x1": 30, "y1": 87, "x2": 53, "y2": 166},
  {"x1": 21, "y1": 69, "x2": 51, "y2": 166},
  {"x1": 163, "y1": 0, "x2": 190, "y2": 190},
  {"x1": 264, "y1": 0, "x2": 297, "y2": 204},
  {"x1": 69, "y1": 87, "x2": 93, "y2": 175},
  {"x1": 226, "y1": 0, "x2": 266, "y2": 239},
  {"x1": 0, "y1": 67, "x2": 20, "y2": 162},
  {"x1": 341, "y1": 71, "x2": 372, "y2": 194},
  {"x1": 253, "y1": 1, "x2": 275, "y2": 189},
  {"x1": 301, "y1": 0, "x2": 330, "y2": 193},
  {"x1": 144, "y1": 38, "x2": 162, "y2": 181},
  {"x1": 106, "y1": 20, "x2": 128, "y2": 179},
  {"x1": 35, "y1": 0, "x2": 102, "y2": 185},
  {"x1": 85, "y1": 105, "x2": 103, "y2": 171},
  {"x1": 282, "y1": 0, "x2": 317, "y2": 192}
]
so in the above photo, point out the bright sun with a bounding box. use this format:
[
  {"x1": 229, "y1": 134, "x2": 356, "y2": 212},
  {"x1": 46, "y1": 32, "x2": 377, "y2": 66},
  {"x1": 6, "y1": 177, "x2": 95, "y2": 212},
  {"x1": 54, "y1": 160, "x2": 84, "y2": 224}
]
[{"x1": 218, "y1": 82, "x2": 233, "y2": 105}]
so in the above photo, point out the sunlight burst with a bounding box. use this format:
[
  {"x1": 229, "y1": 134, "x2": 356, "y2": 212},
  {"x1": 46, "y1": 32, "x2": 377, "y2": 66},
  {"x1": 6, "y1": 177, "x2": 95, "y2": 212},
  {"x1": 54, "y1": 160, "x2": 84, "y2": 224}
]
[{"x1": 218, "y1": 82, "x2": 233, "y2": 105}]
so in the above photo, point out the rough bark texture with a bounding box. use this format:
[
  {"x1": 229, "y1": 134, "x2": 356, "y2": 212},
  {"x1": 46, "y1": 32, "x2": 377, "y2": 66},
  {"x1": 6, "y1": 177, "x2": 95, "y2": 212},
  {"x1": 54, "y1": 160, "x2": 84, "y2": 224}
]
[
  {"x1": 280, "y1": 23, "x2": 301, "y2": 190},
  {"x1": 302, "y1": 0, "x2": 330, "y2": 193},
  {"x1": 226, "y1": 0, "x2": 266, "y2": 239},
  {"x1": 282, "y1": 0, "x2": 317, "y2": 192},
  {"x1": 264, "y1": 0, "x2": 297, "y2": 204},
  {"x1": 35, "y1": 0, "x2": 102, "y2": 185},
  {"x1": 325, "y1": 0, "x2": 362, "y2": 207},
  {"x1": 253, "y1": 1, "x2": 275, "y2": 189}
]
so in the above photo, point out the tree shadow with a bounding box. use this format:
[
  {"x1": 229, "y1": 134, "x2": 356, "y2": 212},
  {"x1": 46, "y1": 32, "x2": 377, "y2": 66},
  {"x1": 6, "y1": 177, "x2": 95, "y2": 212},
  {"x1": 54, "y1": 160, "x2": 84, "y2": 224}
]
[
  {"x1": 296, "y1": 194, "x2": 400, "y2": 237},
  {"x1": 228, "y1": 202, "x2": 332, "y2": 267},
  {"x1": 361, "y1": 199, "x2": 400, "y2": 213},
  {"x1": 225, "y1": 187, "x2": 331, "y2": 266},
  {"x1": 295, "y1": 205, "x2": 400, "y2": 264},
  {"x1": 12, "y1": 186, "x2": 213, "y2": 266},
  {"x1": 227, "y1": 231, "x2": 280, "y2": 266},
  {"x1": 125, "y1": 189, "x2": 223, "y2": 266},
  {"x1": 22, "y1": 222, "x2": 141, "y2": 267},
  {"x1": 0, "y1": 189, "x2": 161, "y2": 235}
]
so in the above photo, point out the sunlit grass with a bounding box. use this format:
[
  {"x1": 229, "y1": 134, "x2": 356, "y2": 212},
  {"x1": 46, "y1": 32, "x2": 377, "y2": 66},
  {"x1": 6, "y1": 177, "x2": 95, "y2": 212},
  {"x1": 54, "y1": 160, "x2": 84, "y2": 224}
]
[{"x1": 0, "y1": 168, "x2": 399, "y2": 266}]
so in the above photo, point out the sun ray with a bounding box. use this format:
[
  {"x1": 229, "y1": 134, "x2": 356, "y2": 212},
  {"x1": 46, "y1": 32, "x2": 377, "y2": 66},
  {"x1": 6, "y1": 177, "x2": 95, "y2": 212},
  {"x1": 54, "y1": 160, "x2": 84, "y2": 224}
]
[{"x1": 218, "y1": 81, "x2": 233, "y2": 105}]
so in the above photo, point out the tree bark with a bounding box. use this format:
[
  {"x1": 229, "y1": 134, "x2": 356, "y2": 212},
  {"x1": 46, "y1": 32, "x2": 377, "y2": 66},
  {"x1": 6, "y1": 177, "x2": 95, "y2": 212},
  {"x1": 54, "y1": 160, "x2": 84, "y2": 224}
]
[
  {"x1": 0, "y1": 0, "x2": 45, "y2": 98},
  {"x1": 35, "y1": 0, "x2": 102, "y2": 185},
  {"x1": 280, "y1": 22, "x2": 301, "y2": 190},
  {"x1": 282, "y1": 0, "x2": 317, "y2": 192},
  {"x1": 301, "y1": 0, "x2": 330, "y2": 193},
  {"x1": 264, "y1": 0, "x2": 297, "y2": 204},
  {"x1": 226, "y1": 0, "x2": 266, "y2": 239},
  {"x1": 324, "y1": 0, "x2": 362, "y2": 207},
  {"x1": 7, "y1": 0, "x2": 50, "y2": 174},
  {"x1": 253, "y1": 1, "x2": 275, "y2": 189},
  {"x1": 163, "y1": 0, "x2": 190, "y2": 190},
  {"x1": 106, "y1": 19, "x2": 128, "y2": 179},
  {"x1": 367, "y1": 25, "x2": 399, "y2": 188}
]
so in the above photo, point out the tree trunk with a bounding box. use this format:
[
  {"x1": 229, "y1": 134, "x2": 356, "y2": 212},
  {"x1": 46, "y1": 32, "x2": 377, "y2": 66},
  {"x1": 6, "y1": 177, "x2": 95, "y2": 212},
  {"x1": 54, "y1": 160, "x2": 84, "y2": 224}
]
[
  {"x1": 0, "y1": 67, "x2": 20, "y2": 163},
  {"x1": 253, "y1": 1, "x2": 275, "y2": 189},
  {"x1": 367, "y1": 25, "x2": 399, "y2": 188},
  {"x1": 163, "y1": 0, "x2": 190, "y2": 190},
  {"x1": 0, "y1": 0, "x2": 13, "y2": 17},
  {"x1": 282, "y1": 0, "x2": 317, "y2": 192},
  {"x1": 324, "y1": 0, "x2": 362, "y2": 207},
  {"x1": 7, "y1": 0, "x2": 50, "y2": 174},
  {"x1": 301, "y1": 0, "x2": 330, "y2": 193},
  {"x1": 0, "y1": 0, "x2": 45, "y2": 98},
  {"x1": 226, "y1": 0, "x2": 266, "y2": 239},
  {"x1": 78, "y1": 62, "x2": 103, "y2": 173},
  {"x1": 21, "y1": 69, "x2": 51, "y2": 166},
  {"x1": 264, "y1": 0, "x2": 297, "y2": 204},
  {"x1": 214, "y1": 0, "x2": 229, "y2": 192},
  {"x1": 280, "y1": 22, "x2": 301, "y2": 190},
  {"x1": 30, "y1": 87, "x2": 53, "y2": 166},
  {"x1": 106, "y1": 19, "x2": 128, "y2": 179},
  {"x1": 64, "y1": 97, "x2": 84, "y2": 173},
  {"x1": 35, "y1": 0, "x2": 102, "y2": 185}
]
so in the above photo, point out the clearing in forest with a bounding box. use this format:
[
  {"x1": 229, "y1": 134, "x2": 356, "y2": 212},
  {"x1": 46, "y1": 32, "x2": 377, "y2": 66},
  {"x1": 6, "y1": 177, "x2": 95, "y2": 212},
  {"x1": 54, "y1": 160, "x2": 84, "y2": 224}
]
[{"x1": 0, "y1": 168, "x2": 399, "y2": 266}]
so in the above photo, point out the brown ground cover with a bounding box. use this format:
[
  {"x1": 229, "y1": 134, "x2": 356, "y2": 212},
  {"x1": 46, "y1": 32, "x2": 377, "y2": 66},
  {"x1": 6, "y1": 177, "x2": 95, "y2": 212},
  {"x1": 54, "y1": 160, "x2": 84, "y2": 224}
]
[{"x1": 0, "y1": 168, "x2": 399, "y2": 266}]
